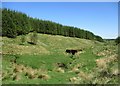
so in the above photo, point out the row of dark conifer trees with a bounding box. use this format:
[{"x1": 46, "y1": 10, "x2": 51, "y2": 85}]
[{"x1": 2, "y1": 8, "x2": 103, "y2": 42}]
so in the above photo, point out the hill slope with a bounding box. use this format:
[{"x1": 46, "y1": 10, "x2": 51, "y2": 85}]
[
  {"x1": 2, "y1": 33, "x2": 98, "y2": 55},
  {"x1": 2, "y1": 33, "x2": 118, "y2": 84}
]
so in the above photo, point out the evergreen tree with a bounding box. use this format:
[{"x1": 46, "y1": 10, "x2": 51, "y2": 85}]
[
  {"x1": 95, "y1": 35, "x2": 103, "y2": 42},
  {"x1": 2, "y1": 8, "x2": 103, "y2": 42}
]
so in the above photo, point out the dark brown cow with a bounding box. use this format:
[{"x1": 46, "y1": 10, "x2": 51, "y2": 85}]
[{"x1": 66, "y1": 49, "x2": 82, "y2": 55}]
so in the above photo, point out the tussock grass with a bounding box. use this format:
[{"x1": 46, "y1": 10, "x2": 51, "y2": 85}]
[
  {"x1": 56, "y1": 68, "x2": 65, "y2": 73},
  {"x1": 13, "y1": 73, "x2": 21, "y2": 81},
  {"x1": 2, "y1": 33, "x2": 118, "y2": 84},
  {"x1": 77, "y1": 71, "x2": 91, "y2": 81},
  {"x1": 38, "y1": 74, "x2": 50, "y2": 80}
]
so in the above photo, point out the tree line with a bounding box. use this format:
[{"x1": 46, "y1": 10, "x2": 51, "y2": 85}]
[
  {"x1": 2, "y1": 8, "x2": 103, "y2": 42},
  {"x1": 115, "y1": 36, "x2": 120, "y2": 44}
]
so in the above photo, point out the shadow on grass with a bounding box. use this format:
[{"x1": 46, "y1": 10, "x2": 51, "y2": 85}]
[{"x1": 27, "y1": 41, "x2": 36, "y2": 45}]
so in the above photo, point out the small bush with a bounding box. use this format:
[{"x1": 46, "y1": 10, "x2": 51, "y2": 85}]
[
  {"x1": 30, "y1": 32, "x2": 38, "y2": 45},
  {"x1": 20, "y1": 35, "x2": 26, "y2": 45}
]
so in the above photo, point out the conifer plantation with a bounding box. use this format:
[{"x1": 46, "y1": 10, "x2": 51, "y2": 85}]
[{"x1": 2, "y1": 8, "x2": 103, "y2": 42}]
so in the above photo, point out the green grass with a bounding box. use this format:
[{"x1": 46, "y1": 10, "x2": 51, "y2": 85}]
[
  {"x1": 2, "y1": 33, "x2": 97, "y2": 55},
  {"x1": 16, "y1": 54, "x2": 72, "y2": 70},
  {"x1": 1, "y1": 33, "x2": 119, "y2": 84}
]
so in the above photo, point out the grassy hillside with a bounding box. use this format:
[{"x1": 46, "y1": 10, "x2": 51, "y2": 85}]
[
  {"x1": 1, "y1": 33, "x2": 119, "y2": 84},
  {"x1": 2, "y1": 33, "x2": 96, "y2": 55}
]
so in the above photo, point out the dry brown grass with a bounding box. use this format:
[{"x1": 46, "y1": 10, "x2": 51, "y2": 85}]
[
  {"x1": 2, "y1": 71, "x2": 8, "y2": 80},
  {"x1": 13, "y1": 73, "x2": 21, "y2": 81},
  {"x1": 95, "y1": 54, "x2": 118, "y2": 70},
  {"x1": 56, "y1": 68, "x2": 65, "y2": 73},
  {"x1": 67, "y1": 64, "x2": 82, "y2": 74},
  {"x1": 72, "y1": 67, "x2": 79, "y2": 73},
  {"x1": 25, "y1": 67, "x2": 37, "y2": 79},
  {"x1": 69, "y1": 77, "x2": 78, "y2": 83},
  {"x1": 77, "y1": 71, "x2": 92, "y2": 81},
  {"x1": 10, "y1": 61, "x2": 50, "y2": 80},
  {"x1": 111, "y1": 68, "x2": 119, "y2": 76},
  {"x1": 97, "y1": 50, "x2": 111, "y2": 56},
  {"x1": 107, "y1": 54, "x2": 118, "y2": 63},
  {"x1": 38, "y1": 74, "x2": 50, "y2": 80},
  {"x1": 3, "y1": 44, "x2": 50, "y2": 55},
  {"x1": 13, "y1": 64, "x2": 24, "y2": 73},
  {"x1": 71, "y1": 64, "x2": 81, "y2": 72},
  {"x1": 69, "y1": 70, "x2": 93, "y2": 84},
  {"x1": 96, "y1": 59, "x2": 107, "y2": 70},
  {"x1": 75, "y1": 51, "x2": 85, "y2": 56},
  {"x1": 9, "y1": 73, "x2": 19, "y2": 81}
]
